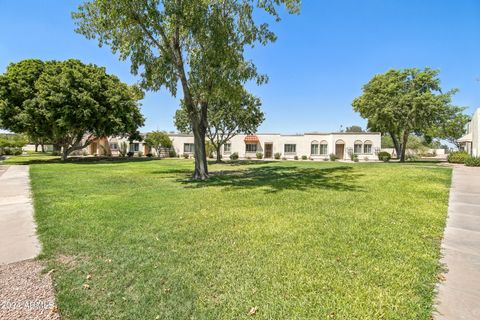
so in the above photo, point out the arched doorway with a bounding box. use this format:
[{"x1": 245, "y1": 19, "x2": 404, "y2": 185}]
[{"x1": 335, "y1": 139, "x2": 345, "y2": 159}]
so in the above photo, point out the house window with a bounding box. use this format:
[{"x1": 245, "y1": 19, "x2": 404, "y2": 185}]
[
  {"x1": 129, "y1": 143, "x2": 139, "y2": 152},
  {"x1": 245, "y1": 143, "x2": 257, "y2": 152},
  {"x1": 354, "y1": 142, "x2": 363, "y2": 154},
  {"x1": 224, "y1": 143, "x2": 231, "y2": 153},
  {"x1": 184, "y1": 143, "x2": 195, "y2": 153},
  {"x1": 284, "y1": 144, "x2": 296, "y2": 154},
  {"x1": 364, "y1": 141, "x2": 372, "y2": 154},
  {"x1": 109, "y1": 143, "x2": 118, "y2": 150},
  {"x1": 311, "y1": 143, "x2": 319, "y2": 155},
  {"x1": 320, "y1": 143, "x2": 328, "y2": 155}
]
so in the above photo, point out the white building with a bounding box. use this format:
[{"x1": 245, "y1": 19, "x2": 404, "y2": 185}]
[
  {"x1": 24, "y1": 131, "x2": 382, "y2": 161},
  {"x1": 459, "y1": 108, "x2": 480, "y2": 157},
  {"x1": 168, "y1": 132, "x2": 381, "y2": 160}
]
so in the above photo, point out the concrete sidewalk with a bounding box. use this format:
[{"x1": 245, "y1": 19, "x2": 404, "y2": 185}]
[
  {"x1": 0, "y1": 165, "x2": 41, "y2": 264},
  {"x1": 435, "y1": 165, "x2": 480, "y2": 320}
]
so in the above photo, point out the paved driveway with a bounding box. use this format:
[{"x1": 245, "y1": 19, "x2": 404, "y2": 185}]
[{"x1": 435, "y1": 165, "x2": 480, "y2": 320}]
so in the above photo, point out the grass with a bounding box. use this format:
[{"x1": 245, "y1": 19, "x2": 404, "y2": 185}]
[
  {"x1": 27, "y1": 159, "x2": 451, "y2": 319},
  {"x1": 1, "y1": 152, "x2": 60, "y2": 164}
]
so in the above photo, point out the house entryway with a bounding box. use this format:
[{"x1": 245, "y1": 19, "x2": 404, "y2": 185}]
[
  {"x1": 264, "y1": 143, "x2": 273, "y2": 158},
  {"x1": 335, "y1": 140, "x2": 345, "y2": 159}
]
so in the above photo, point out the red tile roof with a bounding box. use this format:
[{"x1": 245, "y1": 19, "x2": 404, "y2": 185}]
[{"x1": 244, "y1": 135, "x2": 259, "y2": 143}]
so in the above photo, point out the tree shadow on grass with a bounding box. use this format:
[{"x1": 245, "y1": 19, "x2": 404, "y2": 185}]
[
  {"x1": 4, "y1": 156, "x2": 160, "y2": 165},
  {"x1": 178, "y1": 165, "x2": 365, "y2": 193}
]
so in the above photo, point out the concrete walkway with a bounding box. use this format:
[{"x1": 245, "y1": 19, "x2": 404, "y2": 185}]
[
  {"x1": 0, "y1": 165, "x2": 41, "y2": 264},
  {"x1": 435, "y1": 165, "x2": 480, "y2": 320}
]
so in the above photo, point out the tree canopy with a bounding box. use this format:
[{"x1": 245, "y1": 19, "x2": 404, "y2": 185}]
[
  {"x1": 352, "y1": 68, "x2": 463, "y2": 162},
  {"x1": 0, "y1": 59, "x2": 145, "y2": 160},
  {"x1": 144, "y1": 131, "x2": 172, "y2": 157},
  {"x1": 345, "y1": 125, "x2": 364, "y2": 133},
  {"x1": 73, "y1": 0, "x2": 300, "y2": 179},
  {"x1": 175, "y1": 90, "x2": 264, "y2": 162}
]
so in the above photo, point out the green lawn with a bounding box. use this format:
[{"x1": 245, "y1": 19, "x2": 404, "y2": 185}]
[{"x1": 28, "y1": 159, "x2": 451, "y2": 319}]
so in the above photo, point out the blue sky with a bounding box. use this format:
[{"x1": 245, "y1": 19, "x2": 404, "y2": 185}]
[{"x1": 1, "y1": 0, "x2": 479, "y2": 134}]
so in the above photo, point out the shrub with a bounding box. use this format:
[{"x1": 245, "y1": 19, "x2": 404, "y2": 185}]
[
  {"x1": 169, "y1": 149, "x2": 177, "y2": 158},
  {"x1": 82, "y1": 150, "x2": 88, "y2": 156},
  {"x1": 183, "y1": 153, "x2": 190, "y2": 159},
  {"x1": 378, "y1": 151, "x2": 391, "y2": 162},
  {"x1": 301, "y1": 155, "x2": 308, "y2": 160},
  {"x1": 12, "y1": 148, "x2": 22, "y2": 155},
  {"x1": 329, "y1": 153, "x2": 337, "y2": 161},
  {"x1": 294, "y1": 155, "x2": 299, "y2": 160},
  {"x1": 447, "y1": 151, "x2": 470, "y2": 164},
  {"x1": 282, "y1": 157, "x2": 287, "y2": 160},
  {"x1": 229, "y1": 152, "x2": 239, "y2": 160},
  {"x1": 256, "y1": 152, "x2": 263, "y2": 159},
  {"x1": 465, "y1": 156, "x2": 480, "y2": 167},
  {"x1": 146, "y1": 153, "x2": 153, "y2": 158},
  {"x1": 118, "y1": 142, "x2": 128, "y2": 157},
  {"x1": 274, "y1": 152, "x2": 281, "y2": 160},
  {"x1": 137, "y1": 151, "x2": 144, "y2": 157},
  {"x1": 127, "y1": 151, "x2": 134, "y2": 157},
  {"x1": 3, "y1": 148, "x2": 12, "y2": 155},
  {"x1": 364, "y1": 156, "x2": 369, "y2": 162},
  {"x1": 51, "y1": 150, "x2": 61, "y2": 156},
  {"x1": 406, "y1": 153, "x2": 419, "y2": 161},
  {"x1": 350, "y1": 153, "x2": 358, "y2": 162}
]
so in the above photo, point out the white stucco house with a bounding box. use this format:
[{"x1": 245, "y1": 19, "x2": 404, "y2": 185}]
[
  {"x1": 85, "y1": 132, "x2": 382, "y2": 161},
  {"x1": 459, "y1": 108, "x2": 480, "y2": 157}
]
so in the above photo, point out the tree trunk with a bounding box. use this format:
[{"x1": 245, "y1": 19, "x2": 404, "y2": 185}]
[
  {"x1": 389, "y1": 132, "x2": 401, "y2": 158},
  {"x1": 61, "y1": 147, "x2": 69, "y2": 161},
  {"x1": 35, "y1": 143, "x2": 39, "y2": 152},
  {"x1": 215, "y1": 144, "x2": 222, "y2": 163},
  {"x1": 192, "y1": 119, "x2": 209, "y2": 180},
  {"x1": 41, "y1": 143, "x2": 45, "y2": 152},
  {"x1": 399, "y1": 131, "x2": 409, "y2": 162}
]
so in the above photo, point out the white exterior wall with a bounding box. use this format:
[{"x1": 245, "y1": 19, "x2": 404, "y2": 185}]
[{"x1": 168, "y1": 132, "x2": 381, "y2": 160}]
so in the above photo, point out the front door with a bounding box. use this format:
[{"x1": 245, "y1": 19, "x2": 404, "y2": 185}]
[
  {"x1": 264, "y1": 143, "x2": 273, "y2": 158},
  {"x1": 335, "y1": 144, "x2": 344, "y2": 159},
  {"x1": 90, "y1": 142, "x2": 97, "y2": 155}
]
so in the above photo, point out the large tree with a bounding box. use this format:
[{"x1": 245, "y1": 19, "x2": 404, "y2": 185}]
[
  {"x1": 72, "y1": 0, "x2": 299, "y2": 179},
  {"x1": 174, "y1": 90, "x2": 264, "y2": 162},
  {"x1": 0, "y1": 59, "x2": 145, "y2": 160},
  {"x1": 352, "y1": 68, "x2": 461, "y2": 162},
  {"x1": 429, "y1": 113, "x2": 470, "y2": 148},
  {"x1": 144, "y1": 130, "x2": 172, "y2": 157}
]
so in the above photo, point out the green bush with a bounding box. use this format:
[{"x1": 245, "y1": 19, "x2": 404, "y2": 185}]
[
  {"x1": 274, "y1": 152, "x2": 281, "y2": 160},
  {"x1": 127, "y1": 151, "x2": 134, "y2": 157},
  {"x1": 256, "y1": 152, "x2": 263, "y2": 159},
  {"x1": 329, "y1": 153, "x2": 337, "y2": 161},
  {"x1": 406, "y1": 153, "x2": 419, "y2": 161},
  {"x1": 447, "y1": 151, "x2": 470, "y2": 164},
  {"x1": 465, "y1": 156, "x2": 480, "y2": 167},
  {"x1": 294, "y1": 155, "x2": 299, "y2": 160},
  {"x1": 169, "y1": 149, "x2": 177, "y2": 158},
  {"x1": 229, "y1": 152, "x2": 239, "y2": 160},
  {"x1": 146, "y1": 153, "x2": 153, "y2": 157},
  {"x1": 350, "y1": 153, "x2": 358, "y2": 162},
  {"x1": 378, "y1": 151, "x2": 391, "y2": 162},
  {"x1": 301, "y1": 155, "x2": 308, "y2": 160},
  {"x1": 183, "y1": 153, "x2": 190, "y2": 159}
]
